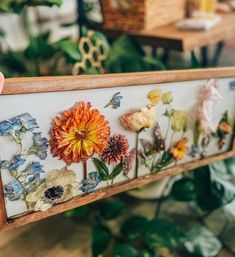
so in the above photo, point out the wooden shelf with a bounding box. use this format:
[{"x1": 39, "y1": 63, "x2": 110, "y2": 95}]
[{"x1": 99, "y1": 13, "x2": 235, "y2": 52}]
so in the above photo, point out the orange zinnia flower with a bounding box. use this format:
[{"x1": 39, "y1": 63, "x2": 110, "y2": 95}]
[
  {"x1": 171, "y1": 137, "x2": 189, "y2": 161},
  {"x1": 49, "y1": 102, "x2": 111, "y2": 165}
]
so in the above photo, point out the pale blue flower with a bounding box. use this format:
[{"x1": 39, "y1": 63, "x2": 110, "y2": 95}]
[
  {"x1": 0, "y1": 121, "x2": 12, "y2": 136},
  {"x1": 10, "y1": 155, "x2": 26, "y2": 171},
  {"x1": 0, "y1": 160, "x2": 9, "y2": 169},
  {"x1": 27, "y1": 161, "x2": 44, "y2": 175},
  {"x1": 28, "y1": 133, "x2": 48, "y2": 160},
  {"x1": 229, "y1": 81, "x2": 235, "y2": 90},
  {"x1": 80, "y1": 171, "x2": 100, "y2": 194},
  {"x1": 0, "y1": 113, "x2": 38, "y2": 137},
  {"x1": 188, "y1": 144, "x2": 203, "y2": 158},
  {"x1": 104, "y1": 92, "x2": 123, "y2": 109},
  {"x1": 19, "y1": 113, "x2": 38, "y2": 131},
  {"x1": 9, "y1": 116, "x2": 22, "y2": 131},
  {"x1": 4, "y1": 181, "x2": 26, "y2": 201}
]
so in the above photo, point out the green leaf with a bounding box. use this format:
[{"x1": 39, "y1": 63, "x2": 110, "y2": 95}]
[
  {"x1": 171, "y1": 178, "x2": 196, "y2": 202},
  {"x1": 56, "y1": 39, "x2": 81, "y2": 61},
  {"x1": 92, "y1": 224, "x2": 111, "y2": 257},
  {"x1": 144, "y1": 218, "x2": 186, "y2": 248},
  {"x1": 106, "y1": 35, "x2": 163, "y2": 73},
  {"x1": 2, "y1": 51, "x2": 27, "y2": 73},
  {"x1": 112, "y1": 244, "x2": 137, "y2": 257},
  {"x1": 0, "y1": 0, "x2": 62, "y2": 13},
  {"x1": 224, "y1": 199, "x2": 235, "y2": 219},
  {"x1": 0, "y1": 65, "x2": 12, "y2": 77},
  {"x1": 224, "y1": 157, "x2": 235, "y2": 177},
  {"x1": 92, "y1": 158, "x2": 110, "y2": 181},
  {"x1": 121, "y1": 216, "x2": 149, "y2": 240},
  {"x1": 110, "y1": 162, "x2": 124, "y2": 180},
  {"x1": 24, "y1": 33, "x2": 55, "y2": 60},
  {"x1": 184, "y1": 224, "x2": 222, "y2": 257},
  {"x1": 29, "y1": 0, "x2": 62, "y2": 7},
  {"x1": 64, "y1": 206, "x2": 88, "y2": 219},
  {"x1": 210, "y1": 160, "x2": 230, "y2": 180},
  {"x1": 154, "y1": 151, "x2": 173, "y2": 171},
  {"x1": 194, "y1": 165, "x2": 235, "y2": 211},
  {"x1": 0, "y1": 27, "x2": 5, "y2": 38},
  {"x1": 137, "y1": 250, "x2": 157, "y2": 257},
  {"x1": 143, "y1": 56, "x2": 165, "y2": 70},
  {"x1": 81, "y1": 67, "x2": 100, "y2": 75},
  {"x1": 99, "y1": 199, "x2": 126, "y2": 220},
  {"x1": 190, "y1": 51, "x2": 201, "y2": 69}
]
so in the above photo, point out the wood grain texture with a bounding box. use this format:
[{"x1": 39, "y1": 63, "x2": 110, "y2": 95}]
[
  {"x1": 2, "y1": 67, "x2": 235, "y2": 95},
  {"x1": 1, "y1": 145, "x2": 235, "y2": 232},
  {"x1": 97, "y1": 13, "x2": 235, "y2": 51}
]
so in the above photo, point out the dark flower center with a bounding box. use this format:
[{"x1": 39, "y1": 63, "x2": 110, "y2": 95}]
[
  {"x1": 75, "y1": 129, "x2": 88, "y2": 141},
  {"x1": 109, "y1": 139, "x2": 121, "y2": 155},
  {"x1": 44, "y1": 185, "x2": 64, "y2": 200}
]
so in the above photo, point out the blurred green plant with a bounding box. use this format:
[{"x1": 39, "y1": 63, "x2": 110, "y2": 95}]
[
  {"x1": 0, "y1": 2, "x2": 164, "y2": 77},
  {"x1": 0, "y1": 0, "x2": 62, "y2": 13},
  {"x1": 65, "y1": 157, "x2": 235, "y2": 257}
]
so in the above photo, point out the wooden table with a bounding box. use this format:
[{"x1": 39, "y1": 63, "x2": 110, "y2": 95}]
[{"x1": 99, "y1": 13, "x2": 235, "y2": 67}]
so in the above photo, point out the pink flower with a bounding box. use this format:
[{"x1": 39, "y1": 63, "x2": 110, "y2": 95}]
[
  {"x1": 0, "y1": 72, "x2": 4, "y2": 94},
  {"x1": 101, "y1": 134, "x2": 129, "y2": 165},
  {"x1": 123, "y1": 148, "x2": 136, "y2": 175},
  {"x1": 197, "y1": 101, "x2": 216, "y2": 133},
  {"x1": 201, "y1": 79, "x2": 221, "y2": 102}
]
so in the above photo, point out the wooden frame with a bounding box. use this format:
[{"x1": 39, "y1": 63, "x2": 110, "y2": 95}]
[{"x1": 0, "y1": 67, "x2": 235, "y2": 231}]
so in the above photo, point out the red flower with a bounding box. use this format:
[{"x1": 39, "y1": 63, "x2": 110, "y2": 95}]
[{"x1": 101, "y1": 134, "x2": 129, "y2": 165}]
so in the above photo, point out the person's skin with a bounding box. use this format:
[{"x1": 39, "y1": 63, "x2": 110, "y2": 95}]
[{"x1": 0, "y1": 72, "x2": 4, "y2": 94}]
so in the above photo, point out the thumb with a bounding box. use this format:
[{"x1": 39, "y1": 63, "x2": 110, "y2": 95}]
[{"x1": 0, "y1": 72, "x2": 5, "y2": 94}]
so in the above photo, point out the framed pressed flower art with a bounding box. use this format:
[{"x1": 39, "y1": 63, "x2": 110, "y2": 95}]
[{"x1": 0, "y1": 67, "x2": 235, "y2": 231}]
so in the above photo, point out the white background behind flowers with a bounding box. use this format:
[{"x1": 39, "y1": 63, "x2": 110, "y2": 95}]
[{"x1": 0, "y1": 78, "x2": 234, "y2": 218}]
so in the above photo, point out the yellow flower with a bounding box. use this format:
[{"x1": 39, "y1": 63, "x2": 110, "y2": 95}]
[
  {"x1": 26, "y1": 167, "x2": 79, "y2": 211},
  {"x1": 162, "y1": 91, "x2": 173, "y2": 104},
  {"x1": 120, "y1": 104, "x2": 156, "y2": 132},
  {"x1": 171, "y1": 138, "x2": 189, "y2": 160},
  {"x1": 147, "y1": 88, "x2": 162, "y2": 105},
  {"x1": 171, "y1": 111, "x2": 188, "y2": 132}
]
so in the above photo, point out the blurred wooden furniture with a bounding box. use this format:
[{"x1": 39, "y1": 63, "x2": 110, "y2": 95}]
[
  {"x1": 101, "y1": 0, "x2": 186, "y2": 31},
  {"x1": 98, "y1": 13, "x2": 235, "y2": 66}
]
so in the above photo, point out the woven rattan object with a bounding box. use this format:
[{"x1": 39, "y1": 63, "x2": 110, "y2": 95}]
[{"x1": 101, "y1": 0, "x2": 186, "y2": 31}]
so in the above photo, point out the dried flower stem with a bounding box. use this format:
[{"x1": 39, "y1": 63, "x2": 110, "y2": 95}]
[
  {"x1": 83, "y1": 161, "x2": 87, "y2": 180},
  {"x1": 169, "y1": 131, "x2": 175, "y2": 148},
  {"x1": 134, "y1": 131, "x2": 140, "y2": 179},
  {"x1": 164, "y1": 104, "x2": 171, "y2": 140},
  {"x1": 9, "y1": 168, "x2": 29, "y2": 210}
]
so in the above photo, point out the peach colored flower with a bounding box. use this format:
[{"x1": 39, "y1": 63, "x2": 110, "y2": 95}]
[
  {"x1": 219, "y1": 122, "x2": 232, "y2": 134},
  {"x1": 171, "y1": 138, "x2": 189, "y2": 160},
  {"x1": 120, "y1": 104, "x2": 156, "y2": 132},
  {"x1": 50, "y1": 102, "x2": 111, "y2": 165}
]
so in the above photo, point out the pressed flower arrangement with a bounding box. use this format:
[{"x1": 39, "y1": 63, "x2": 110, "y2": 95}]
[{"x1": 0, "y1": 68, "x2": 235, "y2": 230}]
